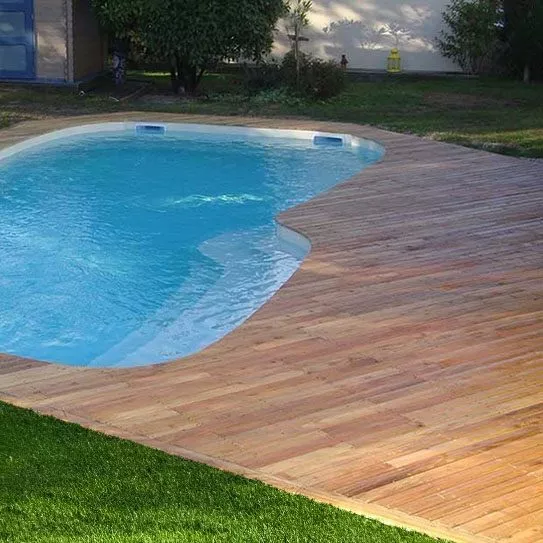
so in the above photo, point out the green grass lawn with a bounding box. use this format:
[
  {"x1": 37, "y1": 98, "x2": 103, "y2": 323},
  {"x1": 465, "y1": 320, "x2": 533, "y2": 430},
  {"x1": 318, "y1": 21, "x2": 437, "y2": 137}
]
[
  {"x1": 1, "y1": 71, "x2": 542, "y2": 158},
  {"x1": 0, "y1": 402, "x2": 443, "y2": 543}
]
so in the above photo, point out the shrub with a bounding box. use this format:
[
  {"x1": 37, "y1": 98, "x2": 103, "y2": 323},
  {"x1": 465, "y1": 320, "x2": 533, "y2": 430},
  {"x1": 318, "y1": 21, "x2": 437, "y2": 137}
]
[
  {"x1": 242, "y1": 52, "x2": 345, "y2": 101},
  {"x1": 280, "y1": 50, "x2": 308, "y2": 89},
  {"x1": 436, "y1": 0, "x2": 501, "y2": 74},
  {"x1": 281, "y1": 51, "x2": 346, "y2": 100},
  {"x1": 243, "y1": 59, "x2": 282, "y2": 93},
  {"x1": 307, "y1": 58, "x2": 346, "y2": 100}
]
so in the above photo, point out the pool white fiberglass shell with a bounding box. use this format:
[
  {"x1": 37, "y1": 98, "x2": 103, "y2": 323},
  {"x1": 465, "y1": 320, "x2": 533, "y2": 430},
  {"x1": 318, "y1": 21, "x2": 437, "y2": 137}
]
[{"x1": 0, "y1": 123, "x2": 383, "y2": 367}]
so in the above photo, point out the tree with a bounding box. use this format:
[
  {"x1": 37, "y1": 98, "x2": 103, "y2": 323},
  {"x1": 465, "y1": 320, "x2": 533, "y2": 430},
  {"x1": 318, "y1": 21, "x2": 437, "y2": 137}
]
[
  {"x1": 285, "y1": 0, "x2": 312, "y2": 89},
  {"x1": 502, "y1": 0, "x2": 543, "y2": 83},
  {"x1": 91, "y1": 0, "x2": 287, "y2": 94},
  {"x1": 436, "y1": 0, "x2": 501, "y2": 74}
]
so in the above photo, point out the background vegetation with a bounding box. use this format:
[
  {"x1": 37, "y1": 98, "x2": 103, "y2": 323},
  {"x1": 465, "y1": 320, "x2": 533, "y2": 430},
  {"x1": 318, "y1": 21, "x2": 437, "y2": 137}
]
[
  {"x1": 1, "y1": 73, "x2": 541, "y2": 158},
  {"x1": 438, "y1": 0, "x2": 543, "y2": 82},
  {"x1": 90, "y1": 0, "x2": 287, "y2": 94}
]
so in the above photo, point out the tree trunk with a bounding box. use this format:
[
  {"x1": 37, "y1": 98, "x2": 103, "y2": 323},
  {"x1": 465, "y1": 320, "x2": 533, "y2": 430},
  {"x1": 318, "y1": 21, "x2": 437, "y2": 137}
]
[
  {"x1": 169, "y1": 56, "x2": 206, "y2": 95},
  {"x1": 170, "y1": 54, "x2": 183, "y2": 94},
  {"x1": 170, "y1": 66, "x2": 180, "y2": 94},
  {"x1": 187, "y1": 66, "x2": 198, "y2": 94},
  {"x1": 176, "y1": 56, "x2": 186, "y2": 94},
  {"x1": 294, "y1": 23, "x2": 300, "y2": 90},
  {"x1": 523, "y1": 63, "x2": 531, "y2": 83}
]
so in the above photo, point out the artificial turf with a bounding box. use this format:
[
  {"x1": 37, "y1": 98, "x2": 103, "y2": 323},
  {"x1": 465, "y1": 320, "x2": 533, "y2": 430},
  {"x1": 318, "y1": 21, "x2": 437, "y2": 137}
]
[{"x1": 0, "y1": 401, "x2": 444, "y2": 543}]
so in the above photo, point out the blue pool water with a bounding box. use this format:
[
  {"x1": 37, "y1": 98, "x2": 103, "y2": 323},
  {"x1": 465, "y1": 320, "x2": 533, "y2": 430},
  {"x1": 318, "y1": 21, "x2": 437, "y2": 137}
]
[{"x1": 0, "y1": 126, "x2": 382, "y2": 367}]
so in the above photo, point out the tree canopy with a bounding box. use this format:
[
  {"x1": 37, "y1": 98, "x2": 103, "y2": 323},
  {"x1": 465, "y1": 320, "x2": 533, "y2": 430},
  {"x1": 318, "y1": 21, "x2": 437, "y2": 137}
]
[
  {"x1": 502, "y1": 0, "x2": 543, "y2": 82},
  {"x1": 437, "y1": 0, "x2": 543, "y2": 81},
  {"x1": 437, "y1": 0, "x2": 500, "y2": 74},
  {"x1": 91, "y1": 0, "x2": 287, "y2": 93}
]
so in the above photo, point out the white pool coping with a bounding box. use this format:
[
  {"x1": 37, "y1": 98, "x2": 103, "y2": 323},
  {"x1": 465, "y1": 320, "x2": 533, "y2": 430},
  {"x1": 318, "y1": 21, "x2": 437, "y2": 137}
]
[{"x1": 0, "y1": 122, "x2": 385, "y2": 161}]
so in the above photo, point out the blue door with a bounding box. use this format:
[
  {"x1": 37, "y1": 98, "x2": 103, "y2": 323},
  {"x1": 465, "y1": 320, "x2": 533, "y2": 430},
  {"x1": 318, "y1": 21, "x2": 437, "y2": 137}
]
[{"x1": 0, "y1": 0, "x2": 34, "y2": 79}]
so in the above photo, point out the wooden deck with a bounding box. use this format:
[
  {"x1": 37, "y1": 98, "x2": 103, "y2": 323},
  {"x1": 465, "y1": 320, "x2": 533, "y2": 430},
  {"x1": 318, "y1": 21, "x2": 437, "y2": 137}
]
[{"x1": 1, "y1": 114, "x2": 542, "y2": 543}]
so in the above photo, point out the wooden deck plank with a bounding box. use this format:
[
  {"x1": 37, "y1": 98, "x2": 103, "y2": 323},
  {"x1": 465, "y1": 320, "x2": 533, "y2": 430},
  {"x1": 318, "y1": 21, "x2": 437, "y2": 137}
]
[{"x1": 0, "y1": 113, "x2": 542, "y2": 543}]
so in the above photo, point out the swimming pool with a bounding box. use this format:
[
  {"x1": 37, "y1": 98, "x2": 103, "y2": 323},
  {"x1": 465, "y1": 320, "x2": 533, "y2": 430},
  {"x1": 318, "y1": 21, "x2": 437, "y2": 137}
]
[{"x1": 0, "y1": 123, "x2": 383, "y2": 367}]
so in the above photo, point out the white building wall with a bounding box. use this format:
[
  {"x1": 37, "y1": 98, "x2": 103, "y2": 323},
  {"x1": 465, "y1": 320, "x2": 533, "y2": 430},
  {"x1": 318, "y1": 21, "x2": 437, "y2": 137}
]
[{"x1": 273, "y1": 0, "x2": 461, "y2": 73}]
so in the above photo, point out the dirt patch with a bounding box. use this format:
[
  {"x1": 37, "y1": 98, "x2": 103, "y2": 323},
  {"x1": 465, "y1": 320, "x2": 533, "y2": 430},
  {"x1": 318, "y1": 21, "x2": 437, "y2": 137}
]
[{"x1": 424, "y1": 92, "x2": 522, "y2": 109}]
